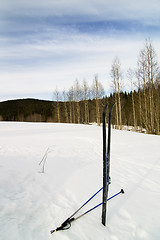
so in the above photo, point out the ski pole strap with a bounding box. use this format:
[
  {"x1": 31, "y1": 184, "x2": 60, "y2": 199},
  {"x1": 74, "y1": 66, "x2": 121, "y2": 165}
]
[{"x1": 50, "y1": 217, "x2": 75, "y2": 233}]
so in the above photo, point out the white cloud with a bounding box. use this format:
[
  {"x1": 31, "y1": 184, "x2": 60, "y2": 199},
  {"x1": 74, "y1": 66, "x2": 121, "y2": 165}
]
[
  {"x1": 0, "y1": 35, "x2": 152, "y2": 101},
  {"x1": 0, "y1": 30, "x2": 142, "y2": 70},
  {"x1": 0, "y1": 0, "x2": 160, "y2": 101}
]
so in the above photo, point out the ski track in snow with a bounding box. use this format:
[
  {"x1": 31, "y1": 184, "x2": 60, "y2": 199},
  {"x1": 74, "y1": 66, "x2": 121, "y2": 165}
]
[{"x1": 0, "y1": 122, "x2": 160, "y2": 240}]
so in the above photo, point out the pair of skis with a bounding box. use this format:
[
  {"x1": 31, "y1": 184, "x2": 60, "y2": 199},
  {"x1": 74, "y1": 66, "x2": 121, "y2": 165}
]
[
  {"x1": 102, "y1": 103, "x2": 115, "y2": 225},
  {"x1": 50, "y1": 103, "x2": 124, "y2": 234}
]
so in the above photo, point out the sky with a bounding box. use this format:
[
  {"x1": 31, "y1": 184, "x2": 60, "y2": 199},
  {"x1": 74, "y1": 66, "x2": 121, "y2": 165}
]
[{"x1": 0, "y1": 0, "x2": 160, "y2": 101}]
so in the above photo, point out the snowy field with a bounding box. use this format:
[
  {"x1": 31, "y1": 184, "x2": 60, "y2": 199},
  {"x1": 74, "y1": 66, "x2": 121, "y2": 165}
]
[{"x1": 0, "y1": 122, "x2": 160, "y2": 240}]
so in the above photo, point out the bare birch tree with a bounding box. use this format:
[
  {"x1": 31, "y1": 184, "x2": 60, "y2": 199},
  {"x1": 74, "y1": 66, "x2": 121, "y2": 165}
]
[
  {"x1": 54, "y1": 87, "x2": 61, "y2": 123},
  {"x1": 68, "y1": 86, "x2": 76, "y2": 123},
  {"x1": 75, "y1": 79, "x2": 81, "y2": 124},
  {"x1": 111, "y1": 57, "x2": 122, "y2": 129},
  {"x1": 92, "y1": 75, "x2": 104, "y2": 125},
  {"x1": 138, "y1": 49, "x2": 148, "y2": 130},
  {"x1": 154, "y1": 74, "x2": 160, "y2": 134},
  {"x1": 83, "y1": 79, "x2": 89, "y2": 123},
  {"x1": 136, "y1": 63, "x2": 143, "y2": 130},
  {"x1": 63, "y1": 89, "x2": 69, "y2": 123},
  {"x1": 127, "y1": 68, "x2": 137, "y2": 128}
]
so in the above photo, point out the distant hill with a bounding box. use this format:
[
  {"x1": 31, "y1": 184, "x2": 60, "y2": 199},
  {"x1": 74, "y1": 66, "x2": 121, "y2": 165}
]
[
  {"x1": 0, "y1": 97, "x2": 105, "y2": 124},
  {"x1": 0, "y1": 98, "x2": 99, "y2": 124},
  {"x1": 0, "y1": 98, "x2": 55, "y2": 122}
]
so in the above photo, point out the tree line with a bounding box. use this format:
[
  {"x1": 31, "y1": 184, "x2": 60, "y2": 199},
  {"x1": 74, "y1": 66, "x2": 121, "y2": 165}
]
[
  {"x1": 54, "y1": 40, "x2": 160, "y2": 134},
  {"x1": 54, "y1": 76, "x2": 105, "y2": 125}
]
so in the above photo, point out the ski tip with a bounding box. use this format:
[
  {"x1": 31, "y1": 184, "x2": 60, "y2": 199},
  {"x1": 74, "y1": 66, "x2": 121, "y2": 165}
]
[{"x1": 121, "y1": 189, "x2": 125, "y2": 194}]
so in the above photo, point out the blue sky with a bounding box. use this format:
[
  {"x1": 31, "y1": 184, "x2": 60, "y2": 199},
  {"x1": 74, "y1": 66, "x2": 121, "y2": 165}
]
[{"x1": 0, "y1": 0, "x2": 160, "y2": 101}]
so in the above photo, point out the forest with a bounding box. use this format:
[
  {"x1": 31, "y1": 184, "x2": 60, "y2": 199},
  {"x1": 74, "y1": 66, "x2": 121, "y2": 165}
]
[{"x1": 0, "y1": 40, "x2": 160, "y2": 134}]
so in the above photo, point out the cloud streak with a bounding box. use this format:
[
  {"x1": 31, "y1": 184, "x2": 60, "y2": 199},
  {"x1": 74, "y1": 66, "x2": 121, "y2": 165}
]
[{"x1": 2, "y1": 0, "x2": 160, "y2": 22}]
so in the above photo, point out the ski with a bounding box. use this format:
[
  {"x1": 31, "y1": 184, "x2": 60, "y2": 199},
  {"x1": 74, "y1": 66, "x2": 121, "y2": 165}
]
[{"x1": 102, "y1": 103, "x2": 115, "y2": 226}]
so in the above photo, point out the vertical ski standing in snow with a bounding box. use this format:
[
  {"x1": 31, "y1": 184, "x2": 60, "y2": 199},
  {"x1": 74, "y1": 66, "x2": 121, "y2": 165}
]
[{"x1": 102, "y1": 103, "x2": 115, "y2": 226}]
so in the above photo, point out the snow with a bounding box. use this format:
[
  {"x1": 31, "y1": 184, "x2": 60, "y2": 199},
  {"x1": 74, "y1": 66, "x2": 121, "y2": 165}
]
[{"x1": 0, "y1": 122, "x2": 160, "y2": 240}]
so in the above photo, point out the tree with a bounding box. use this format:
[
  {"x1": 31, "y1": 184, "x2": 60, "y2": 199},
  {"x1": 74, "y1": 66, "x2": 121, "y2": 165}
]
[
  {"x1": 136, "y1": 63, "x2": 143, "y2": 129},
  {"x1": 68, "y1": 86, "x2": 75, "y2": 123},
  {"x1": 92, "y1": 75, "x2": 104, "y2": 125},
  {"x1": 63, "y1": 89, "x2": 69, "y2": 123},
  {"x1": 127, "y1": 68, "x2": 137, "y2": 128},
  {"x1": 75, "y1": 79, "x2": 81, "y2": 124},
  {"x1": 54, "y1": 87, "x2": 61, "y2": 123},
  {"x1": 154, "y1": 73, "x2": 160, "y2": 134},
  {"x1": 111, "y1": 57, "x2": 122, "y2": 129},
  {"x1": 82, "y1": 79, "x2": 90, "y2": 123},
  {"x1": 138, "y1": 49, "x2": 148, "y2": 129}
]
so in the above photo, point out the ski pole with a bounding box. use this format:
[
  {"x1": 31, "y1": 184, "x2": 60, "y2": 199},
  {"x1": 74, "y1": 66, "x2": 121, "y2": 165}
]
[
  {"x1": 50, "y1": 189, "x2": 124, "y2": 233},
  {"x1": 75, "y1": 188, "x2": 124, "y2": 221},
  {"x1": 64, "y1": 186, "x2": 103, "y2": 221},
  {"x1": 50, "y1": 186, "x2": 103, "y2": 234}
]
